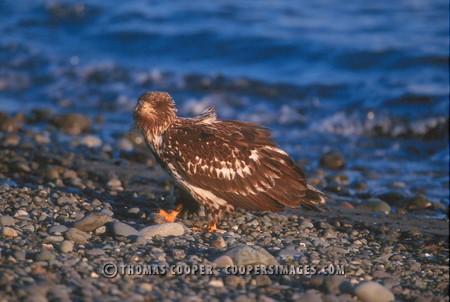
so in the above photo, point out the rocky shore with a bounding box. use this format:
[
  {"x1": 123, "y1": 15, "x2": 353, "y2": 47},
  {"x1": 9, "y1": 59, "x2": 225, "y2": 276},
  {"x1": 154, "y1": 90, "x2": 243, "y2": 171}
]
[{"x1": 0, "y1": 111, "x2": 448, "y2": 301}]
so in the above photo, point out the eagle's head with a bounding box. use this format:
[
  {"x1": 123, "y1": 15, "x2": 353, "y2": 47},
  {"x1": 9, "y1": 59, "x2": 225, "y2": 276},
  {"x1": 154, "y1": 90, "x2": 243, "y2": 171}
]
[{"x1": 134, "y1": 91, "x2": 178, "y2": 138}]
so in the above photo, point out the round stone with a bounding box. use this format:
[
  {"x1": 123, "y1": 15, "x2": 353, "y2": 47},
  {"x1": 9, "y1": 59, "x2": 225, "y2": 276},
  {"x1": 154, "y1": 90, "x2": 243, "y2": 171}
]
[{"x1": 354, "y1": 281, "x2": 395, "y2": 302}]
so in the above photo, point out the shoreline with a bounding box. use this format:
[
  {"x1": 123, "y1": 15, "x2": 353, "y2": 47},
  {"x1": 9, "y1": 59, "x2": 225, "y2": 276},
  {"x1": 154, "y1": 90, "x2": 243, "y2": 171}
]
[{"x1": 0, "y1": 111, "x2": 448, "y2": 301}]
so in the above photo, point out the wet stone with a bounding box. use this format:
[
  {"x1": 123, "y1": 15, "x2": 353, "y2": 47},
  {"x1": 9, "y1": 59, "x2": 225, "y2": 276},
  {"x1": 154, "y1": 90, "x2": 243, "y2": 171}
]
[
  {"x1": 354, "y1": 281, "x2": 395, "y2": 302},
  {"x1": 50, "y1": 113, "x2": 91, "y2": 135},
  {"x1": 396, "y1": 194, "x2": 432, "y2": 211},
  {"x1": 320, "y1": 151, "x2": 346, "y2": 169},
  {"x1": 73, "y1": 212, "x2": 113, "y2": 232},
  {"x1": 223, "y1": 244, "x2": 278, "y2": 266},
  {"x1": 79, "y1": 135, "x2": 102, "y2": 148},
  {"x1": 35, "y1": 250, "x2": 55, "y2": 261},
  {"x1": 140, "y1": 223, "x2": 185, "y2": 239},
  {"x1": 1, "y1": 227, "x2": 18, "y2": 237},
  {"x1": 213, "y1": 255, "x2": 234, "y2": 267},
  {"x1": 44, "y1": 235, "x2": 64, "y2": 243},
  {"x1": 376, "y1": 192, "x2": 405, "y2": 205},
  {"x1": 59, "y1": 240, "x2": 74, "y2": 253},
  {"x1": 56, "y1": 196, "x2": 76, "y2": 206},
  {"x1": 357, "y1": 199, "x2": 391, "y2": 214},
  {"x1": 48, "y1": 225, "x2": 69, "y2": 234},
  {"x1": 109, "y1": 221, "x2": 140, "y2": 238},
  {"x1": 323, "y1": 275, "x2": 345, "y2": 294},
  {"x1": 64, "y1": 228, "x2": 91, "y2": 244},
  {"x1": 85, "y1": 248, "x2": 105, "y2": 256},
  {"x1": 0, "y1": 215, "x2": 15, "y2": 226}
]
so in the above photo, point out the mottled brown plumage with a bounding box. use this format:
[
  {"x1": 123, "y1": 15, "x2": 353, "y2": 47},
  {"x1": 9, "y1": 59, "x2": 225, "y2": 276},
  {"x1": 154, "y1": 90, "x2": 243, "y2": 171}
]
[{"x1": 134, "y1": 91, "x2": 327, "y2": 231}]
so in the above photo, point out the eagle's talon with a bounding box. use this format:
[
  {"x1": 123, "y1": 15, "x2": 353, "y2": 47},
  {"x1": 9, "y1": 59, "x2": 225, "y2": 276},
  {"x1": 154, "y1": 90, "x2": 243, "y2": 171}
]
[
  {"x1": 158, "y1": 204, "x2": 183, "y2": 223},
  {"x1": 192, "y1": 223, "x2": 223, "y2": 232}
]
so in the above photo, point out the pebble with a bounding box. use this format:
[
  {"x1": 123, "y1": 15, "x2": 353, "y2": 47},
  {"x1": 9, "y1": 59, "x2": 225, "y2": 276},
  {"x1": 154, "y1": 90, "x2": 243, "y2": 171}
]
[
  {"x1": 95, "y1": 225, "x2": 106, "y2": 235},
  {"x1": 109, "y1": 221, "x2": 140, "y2": 238},
  {"x1": 59, "y1": 240, "x2": 74, "y2": 253},
  {"x1": 79, "y1": 135, "x2": 102, "y2": 148},
  {"x1": 255, "y1": 275, "x2": 272, "y2": 287},
  {"x1": 213, "y1": 255, "x2": 234, "y2": 267},
  {"x1": 208, "y1": 279, "x2": 224, "y2": 288},
  {"x1": 376, "y1": 192, "x2": 405, "y2": 205},
  {"x1": 140, "y1": 223, "x2": 185, "y2": 239},
  {"x1": 14, "y1": 209, "x2": 29, "y2": 217},
  {"x1": 300, "y1": 221, "x2": 314, "y2": 228},
  {"x1": 50, "y1": 113, "x2": 91, "y2": 135},
  {"x1": 354, "y1": 281, "x2": 395, "y2": 302},
  {"x1": 211, "y1": 236, "x2": 227, "y2": 248},
  {"x1": 35, "y1": 250, "x2": 55, "y2": 261},
  {"x1": 320, "y1": 151, "x2": 345, "y2": 169},
  {"x1": 0, "y1": 112, "x2": 20, "y2": 132},
  {"x1": 396, "y1": 194, "x2": 432, "y2": 211},
  {"x1": 1, "y1": 226, "x2": 18, "y2": 237},
  {"x1": 85, "y1": 248, "x2": 105, "y2": 256},
  {"x1": 44, "y1": 235, "x2": 64, "y2": 243},
  {"x1": 138, "y1": 283, "x2": 153, "y2": 293},
  {"x1": 357, "y1": 199, "x2": 391, "y2": 214},
  {"x1": 222, "y1": 244, "x2": 278, "y2": 266},
  {"x1": 56, "y1": 196, "x2": 76, "y2": 206},
  {"x1": 117, "y1": 137, "x2": 134, "y2": 151},
  {"x1": 64, "y1": 228, "x2": 91, "y2": 244},
  {"x1": 340, "y1": 201, "x2": 354, "y2": 209},
  {"x1": 0, "y1": 215, "x2": 15, "y2": 226},
  {"x1": 292, "y1": 289, "x2": 323, "y2": 302},
  {"x1": 73, "y1": 212, "x2": 113, "y2": 232},
  {"x1": 323, "y1": 275, "x2": 345, "y2": 294},
  {"x1": 48, "y1": 225, "x2": 69, "y2": 234}
]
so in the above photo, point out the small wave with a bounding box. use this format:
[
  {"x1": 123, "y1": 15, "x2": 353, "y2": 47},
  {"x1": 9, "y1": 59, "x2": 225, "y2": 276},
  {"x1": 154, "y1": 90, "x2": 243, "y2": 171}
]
[{"x1": 311, "y1": 111, "x2": 448, "y2": 141}]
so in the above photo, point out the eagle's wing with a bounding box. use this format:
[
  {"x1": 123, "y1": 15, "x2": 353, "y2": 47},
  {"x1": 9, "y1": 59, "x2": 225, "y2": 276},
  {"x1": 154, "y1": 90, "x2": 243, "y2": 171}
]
[{"x1": 162, "y1": 120, "x2": 325, "y2": 212}]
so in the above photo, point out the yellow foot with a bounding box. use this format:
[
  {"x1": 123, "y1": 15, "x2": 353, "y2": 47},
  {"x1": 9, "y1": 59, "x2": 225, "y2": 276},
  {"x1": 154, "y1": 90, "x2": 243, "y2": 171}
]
[
  {"x1": 158, "y1": 204, "x2": 183, "y2": 223},
  {"x1": 192, "y1": 223, "x2": 225, "y2": 233}
]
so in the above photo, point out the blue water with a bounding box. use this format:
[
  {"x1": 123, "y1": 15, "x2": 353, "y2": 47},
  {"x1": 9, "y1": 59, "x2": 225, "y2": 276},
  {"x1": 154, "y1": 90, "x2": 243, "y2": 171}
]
[{"x1": 0, "y1": 1, "x2": 449, "y2": 211}]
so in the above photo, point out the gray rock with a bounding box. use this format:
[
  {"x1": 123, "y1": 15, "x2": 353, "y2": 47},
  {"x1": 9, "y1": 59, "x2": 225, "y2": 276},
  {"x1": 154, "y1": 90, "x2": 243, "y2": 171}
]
[
  {"x1": 35, "y1": 250, "x2": 55, "y2": 261},
  {"x1": 292, "y1": 289, "x2": 323, "y2": 302},
  {"x1": 1, "y1": 226, "x2": 18, "y2": 237},
  {"x1": 13, "y1": 250, "x2": 26, "y2": 261},
  {"x1": 59, "y1": 240, "x2": 74, "y2": 253},
  {"x1": 213, "y1": 255, "x2": 234, "y2": 267},
  {"x1": 44, "y1": 235, "x2": 64, "y2": 243},
  {"x1": 0, "y1": 215, "x2": 15, "y2": 226},
  {"x1": 85, "y1": 248, "x2": 105, "y2": 256},
  {"x1": 73, "y1": 212, "x2": 113, "y2": 232},
  {"x1": 376, "y1": 192, "x2": 405, "y2": 205},
  {"x1": 357, "y1": 199, "x2": 391, "y2": 214},
  {"x1": 64, "y1": 228, "x2": 91, "y2": 244},
  {"x1": 323, "y1": 275, "x2": 345, "y2": 294},
  {"x1": 56, "y1": 196, "x2": 76, "y2": 206},
  {"x1": 79, "y1": 135, "x2": 102, "y2": 148},
  {"x1": 354, "y1": 281, "x2": 395, "y2": 302},
  {"x1": 222, "y1": 244, "x2": 278, "y2": 266},
  {"x1": 95, "y1": 225, "x2": 106, "y2": 235},
  {"x1": 140, "y1": 223, "x2": 185, "y2": 239},
  {"x1": 110, "y1": 221, "x2": 140, "y2": 238},
  {"x1": 50, "y1": 113, "x2": 91, "y2": 135},
  {"x1": 48, "y1": 225, "x2": 69, "y2": 234},
  {"x1": 396, "y1": 194, "x2": 432, "y2": 211},
  {"x1": 301, "y1": 221, "x2": 314, "y2": 228},
  {"x1": 47, "y1": 285, "x2": 72, "y2": 302},
  {"x1": 320, "y1": 151, "x2": 345, "y2": 169},
  {"x1": 278, "y1": 245, "x2": 301, "y2": 259},
  {"x1": 100, "y1": 208, "x2": 114, "y2": 217},
  {"x1": 126, "y1": 207, "x2": 142, "y2": 218}
]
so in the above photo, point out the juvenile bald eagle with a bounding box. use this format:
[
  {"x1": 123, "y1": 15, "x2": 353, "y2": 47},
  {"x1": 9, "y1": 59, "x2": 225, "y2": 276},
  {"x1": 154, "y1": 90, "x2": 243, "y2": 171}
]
[{"x1": 134, "y1": 92, "x2": 327, "y2": 231}]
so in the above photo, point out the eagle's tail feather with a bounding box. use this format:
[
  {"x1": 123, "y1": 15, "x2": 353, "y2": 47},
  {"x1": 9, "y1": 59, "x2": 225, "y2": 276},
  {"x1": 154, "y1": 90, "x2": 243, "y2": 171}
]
[{"x1": 302, "y1": 184, "x2": 329, "y2": 212}]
